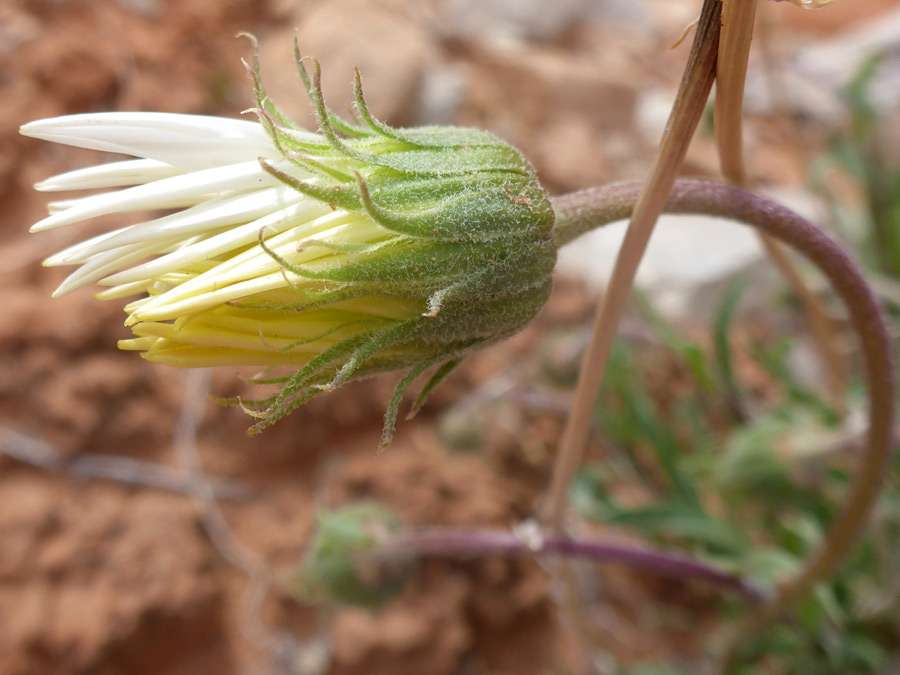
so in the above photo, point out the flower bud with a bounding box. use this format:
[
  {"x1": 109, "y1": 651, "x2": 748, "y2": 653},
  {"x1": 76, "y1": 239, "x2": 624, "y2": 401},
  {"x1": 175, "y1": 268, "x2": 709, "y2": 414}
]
[
  {"x1": 295, "y1": 502, "x2": 412, "y2": 608},
  {"x1": 22, "y1": 39, "x2": 556, "y2": 445}
]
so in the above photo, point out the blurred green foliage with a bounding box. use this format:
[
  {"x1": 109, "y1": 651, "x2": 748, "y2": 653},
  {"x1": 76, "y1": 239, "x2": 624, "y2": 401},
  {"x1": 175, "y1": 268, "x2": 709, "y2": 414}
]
[
  {"x1": 599, "y1": 55, "x2": 900, "y2": 674},
  {"x1": 813, "y1": 53, "x2": 900, "y2": 285},
  {"x1": 573, "y1": 279, "x2": 900, "y2": 674}
]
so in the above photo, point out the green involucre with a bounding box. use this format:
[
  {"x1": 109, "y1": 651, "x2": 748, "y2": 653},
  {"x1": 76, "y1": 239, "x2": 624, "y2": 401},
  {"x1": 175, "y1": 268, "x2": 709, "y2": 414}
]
[{"x1": 237, "y1": 40, "x2": 556, "y2": 444}]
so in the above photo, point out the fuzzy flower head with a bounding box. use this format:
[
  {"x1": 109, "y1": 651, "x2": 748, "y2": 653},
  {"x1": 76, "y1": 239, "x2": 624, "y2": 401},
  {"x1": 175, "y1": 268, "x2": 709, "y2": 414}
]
[{"x1": 22, "y1": 42, "x2": 556, "y2": 445}]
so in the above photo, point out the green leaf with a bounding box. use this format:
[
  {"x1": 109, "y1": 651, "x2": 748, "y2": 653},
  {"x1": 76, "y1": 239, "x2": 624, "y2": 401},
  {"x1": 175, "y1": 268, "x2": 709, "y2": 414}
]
[
  {"x1": 603, "y1": 502, "x2": 749, "y2": 556},
  {"x1": 598, "y1": 341, "x2": 699, "y2": 504},
  {"x1": 712, "y1": 278, "x2": 749, "y2": 421}
]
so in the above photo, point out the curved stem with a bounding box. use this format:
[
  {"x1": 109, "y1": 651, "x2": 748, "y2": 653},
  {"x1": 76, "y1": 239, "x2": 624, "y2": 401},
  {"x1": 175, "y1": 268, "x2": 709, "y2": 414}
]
[
  {"x1": 552, "y1": 179, "x2": 895, "y2": 669},
  {"x1": 379, "y1": 528, "x2": 765, "y2": 603}
]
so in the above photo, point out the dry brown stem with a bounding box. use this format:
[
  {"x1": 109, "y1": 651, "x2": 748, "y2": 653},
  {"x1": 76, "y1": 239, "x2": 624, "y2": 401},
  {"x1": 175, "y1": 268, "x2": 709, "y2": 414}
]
[
  {"x1": 715, "y1": 0, "x2": 848, "y2": 412},
  {"x1": 543, "y1": 0, "x2": 723, "y2": 531}
]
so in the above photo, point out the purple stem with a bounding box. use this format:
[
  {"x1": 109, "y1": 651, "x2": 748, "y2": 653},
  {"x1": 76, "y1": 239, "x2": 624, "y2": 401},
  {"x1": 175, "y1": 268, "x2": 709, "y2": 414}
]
[{"x1": 381, "y1": 528, "x2": 766, "y2": 603}]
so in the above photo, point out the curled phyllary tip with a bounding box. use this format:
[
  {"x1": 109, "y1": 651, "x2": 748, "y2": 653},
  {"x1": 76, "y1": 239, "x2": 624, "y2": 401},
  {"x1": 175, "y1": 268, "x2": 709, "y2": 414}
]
[{"x1": 21, "y1": 37, "x2": 556, "y2": 445}]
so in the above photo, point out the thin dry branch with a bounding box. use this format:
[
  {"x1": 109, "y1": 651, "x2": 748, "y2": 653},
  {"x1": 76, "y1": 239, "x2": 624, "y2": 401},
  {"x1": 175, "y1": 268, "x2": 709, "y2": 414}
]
[
  {"x1": 715, "y1": 0, "x2": 848, "y2": 412},
  {"x1": 544, "y1": 0, "x2": 723, "y2": 532},
  {"x1": 0, "y1": 425, "x2": 251, "y2": 501}
]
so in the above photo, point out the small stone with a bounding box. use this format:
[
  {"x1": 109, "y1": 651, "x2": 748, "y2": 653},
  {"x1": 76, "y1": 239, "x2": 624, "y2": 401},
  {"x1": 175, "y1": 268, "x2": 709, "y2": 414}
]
[{"x1": 263, "y1": 0, "x2": 437, "y2": 128}]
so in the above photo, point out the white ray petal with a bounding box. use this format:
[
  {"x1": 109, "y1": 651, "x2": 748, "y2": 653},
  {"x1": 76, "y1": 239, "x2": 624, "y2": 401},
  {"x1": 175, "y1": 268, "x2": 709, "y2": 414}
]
[
  {"x1": 132, "y1": 270, "x2": 299, "y2": 321},
  {"x1": 95, "y1": 280, "x2": 155, "y2": 300},
  {"x1": 30, "y1": 159, "x2": 285, "y2": 232},
  {"x1": 107, "y1": 208, "x2": 359, "y2": 299},
  {"x1": 44, "y1": 185, "x2": 305, "y2": 265},
  {"x1": 97, "y1": 198, "x2": 331, "y2": 287},
  {"x1": 35, "y1": 159, "x2": 183, "y2": 191},
  {"x1": 160, "y1": 211, "x2": 365, "y2": 288},
  {"x1": 187, "y1": 213, "x2": 383, "y2": 288},
  {"x1": 128, "y1": 214, "x2": 380, "y2": 321},
  {"x1": 44, "y1": 227, "x2": 135, "y2": 266},
  {"x1": 52, "y1": 240, "x2": 164, "y2": 296},
  {"x1": 20, "y1": 113, "x2": 277, "y2": 169}
]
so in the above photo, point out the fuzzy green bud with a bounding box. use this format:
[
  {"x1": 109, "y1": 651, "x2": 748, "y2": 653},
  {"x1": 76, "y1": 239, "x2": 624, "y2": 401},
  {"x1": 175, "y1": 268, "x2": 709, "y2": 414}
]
[
  {"x1": 240, "y1": 46, "x2": 556, "y2": 443},
  {"x1": 294, "y1": 502, "x2": 412, "y2": 608},
  {"x1": 438, "y1": 405, "x2": 487, "y2": 453}
]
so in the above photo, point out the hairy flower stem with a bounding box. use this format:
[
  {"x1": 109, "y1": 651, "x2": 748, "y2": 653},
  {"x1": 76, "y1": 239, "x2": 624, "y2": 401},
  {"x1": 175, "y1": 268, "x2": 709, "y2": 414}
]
[
  {"x1": 715, "y1": 0, "x2": 847, "y2": 412},
  {"x1": 552, "y1": 179, "x2": 896, "y2": 670},
  {"x1": 543, "y1": 0, "x2": 723, "y2": 532},
  {"x1": 377, "y1": 528, "x2": 765, "y2": 603}
]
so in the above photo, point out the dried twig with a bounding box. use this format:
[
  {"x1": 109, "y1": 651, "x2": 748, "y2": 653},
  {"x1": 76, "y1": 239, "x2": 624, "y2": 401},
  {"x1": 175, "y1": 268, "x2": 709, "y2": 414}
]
[
  {"x1": 0, "y1": 425, "x2": 252, "y2": 501},
  {"x1": 172, "y1": 370, "x2": 306, "y2": 672},
  {"x1": 715, "y1": 0, "x2": 848, "y2": 412},
  {"x1": 544, "y1": 0, "x2": 724, "y2": 532}
]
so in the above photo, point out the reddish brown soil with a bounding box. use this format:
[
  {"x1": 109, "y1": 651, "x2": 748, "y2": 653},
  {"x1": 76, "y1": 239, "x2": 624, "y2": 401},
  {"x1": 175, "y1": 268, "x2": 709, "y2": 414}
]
[{"x1": 1, "y1": 1, "x2": 892, "y2": 674}]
